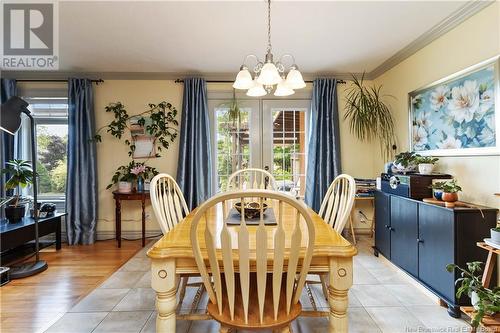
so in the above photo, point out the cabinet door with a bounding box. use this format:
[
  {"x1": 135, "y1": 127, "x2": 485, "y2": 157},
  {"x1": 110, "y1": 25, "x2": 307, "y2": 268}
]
[
  {"x1": 374, "y1": 191, "x2": 391, "y2": 258},
  {"x1": 390, "y1": 196, "x2": 418, "y2": 277},
  {"x1": 418, "y1": 204, "x2": 455, "y2": 302}
]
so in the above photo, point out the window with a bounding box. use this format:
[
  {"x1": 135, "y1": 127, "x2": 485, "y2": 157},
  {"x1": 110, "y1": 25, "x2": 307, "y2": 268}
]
[{"x1": 25, "y1": 97, "x2": 69, "y2": 199}]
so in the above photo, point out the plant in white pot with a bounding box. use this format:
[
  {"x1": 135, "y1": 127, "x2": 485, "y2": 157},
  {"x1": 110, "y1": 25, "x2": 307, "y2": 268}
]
[
  {"x1": 491, "y1": 227, "x2": 500, "y2": 244},
  {"x1": 416, "y1": 156, "x2": 439, "y2": 175},
  {"x1": 107, "y1": 161, "x2": 159, "y2": 193},
  {"x1": 447, "y1": 262, "x2": 500, "y2": 328},
  {"x1": 392, "y1": 151, "x2": 420, "y2": 174}
]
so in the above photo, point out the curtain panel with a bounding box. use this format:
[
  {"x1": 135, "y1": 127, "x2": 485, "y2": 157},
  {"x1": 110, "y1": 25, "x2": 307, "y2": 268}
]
[
  {"x1": 305, "y1": 78, "x2": 342, "y2": 212},
  {"x1": 1, "y1": 79, "x2": 18, "y2": 203},
  {"x1": 66, "y1": 78, "x2": 98, "y2": 245},
  {"x1": 176, "y1": 78, "x2": 213, "y2": 210}
]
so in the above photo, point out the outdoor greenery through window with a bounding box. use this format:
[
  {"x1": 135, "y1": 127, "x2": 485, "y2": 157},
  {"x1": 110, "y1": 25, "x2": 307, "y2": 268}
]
[
  {"x1": 215, "y1": 107, "x2": 250, "y2": 191},
  {"x1": 28, "y1": 98, "x2": 69, "y2": 198}
]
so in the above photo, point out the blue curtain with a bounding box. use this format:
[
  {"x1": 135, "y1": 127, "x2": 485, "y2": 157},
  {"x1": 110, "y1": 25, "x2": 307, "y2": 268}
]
[
  {"x1": 305, "y1": 79, "x2": 342, "y2": 212},
  {"x1": 1, "y1": 79, "x2": 17, "y2": 202},
  {"x1": 66, "y1": 79, "x2": 98, "y2": 245},
  {"x1": 176, "y1": 78, "x2": 212, "y2": 210}
]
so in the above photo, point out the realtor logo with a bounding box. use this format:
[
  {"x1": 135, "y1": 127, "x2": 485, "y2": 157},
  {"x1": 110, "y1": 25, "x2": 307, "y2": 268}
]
[{"x1": 1, "y1": 1, "x2": 59, "y2": 70}]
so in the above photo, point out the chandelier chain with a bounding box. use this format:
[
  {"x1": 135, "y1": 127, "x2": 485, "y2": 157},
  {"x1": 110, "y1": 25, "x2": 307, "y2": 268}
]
[{"x1": 267, "y1": 0, "x2": 271, "y2": 54}]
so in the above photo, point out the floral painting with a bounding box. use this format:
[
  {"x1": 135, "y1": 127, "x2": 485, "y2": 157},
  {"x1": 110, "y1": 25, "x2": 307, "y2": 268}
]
[{"x1": 410, "y1": 60, "x2": 498, "y2": 155}]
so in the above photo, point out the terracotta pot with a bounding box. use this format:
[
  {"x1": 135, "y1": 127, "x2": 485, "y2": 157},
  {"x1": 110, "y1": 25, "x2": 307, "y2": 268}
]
[{"x1": 442, "y1": 192, "x2": 458, "y2": 203}]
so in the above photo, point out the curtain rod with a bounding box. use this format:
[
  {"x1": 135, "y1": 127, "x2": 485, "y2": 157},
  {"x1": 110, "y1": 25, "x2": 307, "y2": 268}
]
[
  {"x1": 15, "y1": 79, "x2": 104, "y2": 84},
  {"x1": 174, "y1": 79, "x2": 347, "y2": 84}
]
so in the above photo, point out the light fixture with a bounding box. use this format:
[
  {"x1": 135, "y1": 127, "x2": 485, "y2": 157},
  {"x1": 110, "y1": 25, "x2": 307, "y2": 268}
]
[
  {"x1": 274, "y1": 79, "x2": 295, "y2": 97},
  {"x1": 0, "y1": 96, "x2": 48, "y2": 279},
  {"x1": 233, "y1": 0, "x2": 306, "y2": 97}
]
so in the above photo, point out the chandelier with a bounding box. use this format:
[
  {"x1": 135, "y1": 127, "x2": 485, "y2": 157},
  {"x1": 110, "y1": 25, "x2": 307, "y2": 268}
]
[{"x1": 232, "y1": 0, "x2": 306, "y2": 97}]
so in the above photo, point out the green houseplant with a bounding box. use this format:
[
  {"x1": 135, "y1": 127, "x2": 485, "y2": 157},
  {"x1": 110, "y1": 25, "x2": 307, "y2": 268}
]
[
  {"x1": 440, "y1": 179, "x2": 462, "y2": 203},
  {"x1": 108, "y1": 161, "x2": 159, "y2": 192},
  {"x1": 1, "y1": 159, "x2": 34, "y2": 223},
  {"x1": 447, "y1": 262, "x2": 500, "y2": 328},
  {"x1": 416, "y1": 156, "x2": 439, "y2": 175},
  {"x1": 392, "y1": 151, "x2": 420, "y2": 173},
  {"x1": 344, "y1": 73, "x2": 396, "y2": 161}
]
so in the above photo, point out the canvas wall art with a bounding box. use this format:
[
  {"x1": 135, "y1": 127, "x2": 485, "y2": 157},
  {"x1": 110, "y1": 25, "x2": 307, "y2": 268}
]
[{"x1": 409, "y1": 57, "x2": 499, "y2": 156}]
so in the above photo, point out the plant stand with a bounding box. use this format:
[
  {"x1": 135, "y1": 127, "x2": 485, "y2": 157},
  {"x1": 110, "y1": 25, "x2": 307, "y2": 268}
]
[{"x1": 460, "y1": 242, "x2": 500, "y2": 332}]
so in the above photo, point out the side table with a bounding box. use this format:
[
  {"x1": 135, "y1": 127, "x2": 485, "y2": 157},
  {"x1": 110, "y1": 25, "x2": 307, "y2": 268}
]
[{"x1": 113, "y1": 191, "x2": 150, "y2": 247}]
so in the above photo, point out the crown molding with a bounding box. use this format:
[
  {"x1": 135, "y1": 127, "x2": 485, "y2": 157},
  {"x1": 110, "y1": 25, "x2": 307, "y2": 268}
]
[{"x1": 369, "y1": 0, "x2": 495, "y2": 79}]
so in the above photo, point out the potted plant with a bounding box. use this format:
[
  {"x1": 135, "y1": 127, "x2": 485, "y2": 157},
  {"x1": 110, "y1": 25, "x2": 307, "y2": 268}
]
[
  {"x1": 392, "y1": 151, "x2": 421, "y2": 173},
  {"x1": 344, "y1": 73, "x2": 396, "y2": 161},
  {"x1": 429, "y1": 181, "x2": 446, "y2": 200},
  {"x1": 441, "y1": 179, "x2": 462, "y2": 204},
  {"x1": 1, "y1": 159, "x2": 34, "y2": 223},
  {"x1": 447, "y1": 262, "x2": 500, "y2": 328},
  {"x1": 416, "y1": 156, "x2": 439, "y2": 175},
  {"x1": 491, "y1": 227, "x2": 500, "y2": 244},
  {"x1": 107, "y1": 161, "x2": 159, "y2": 192},
  {"x1": 130, "y1": 164, "x2": 147, "y2": 192}
]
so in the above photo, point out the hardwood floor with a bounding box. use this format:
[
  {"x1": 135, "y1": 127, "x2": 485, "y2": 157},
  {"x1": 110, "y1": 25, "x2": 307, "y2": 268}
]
[{"x1": 0, "y1": 240, "x2": 144, "y2": 333}]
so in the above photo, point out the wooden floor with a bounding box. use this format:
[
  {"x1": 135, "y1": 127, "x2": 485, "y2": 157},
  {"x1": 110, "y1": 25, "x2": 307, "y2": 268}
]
[{"x1": 0, "y1": 240, "x2": 143, "y2": 333}]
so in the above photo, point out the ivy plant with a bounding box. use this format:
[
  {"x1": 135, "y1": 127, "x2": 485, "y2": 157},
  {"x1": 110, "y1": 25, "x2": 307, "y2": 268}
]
[
  {"x1": 94, "y1": 101, "x2": 179, "y2": 157},
  {"x1": 107, "y1": 160, "x2": 159, "y2": 189}
]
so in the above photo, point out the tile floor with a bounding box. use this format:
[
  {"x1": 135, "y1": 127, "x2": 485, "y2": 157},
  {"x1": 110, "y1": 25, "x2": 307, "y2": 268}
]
[{"x1": 44, "y1": 237, "x2": 470, "y2": 333}]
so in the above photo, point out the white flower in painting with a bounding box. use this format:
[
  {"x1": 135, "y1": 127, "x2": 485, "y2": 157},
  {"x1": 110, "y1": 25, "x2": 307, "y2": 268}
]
[
  {"x1": 485, "y1": 114, "x2": 495, "y2": 130},
  {"x1": 412, "y1": 94, "x2": 422, "y2": 106},
  {"x1": 478, "y1": 126, "x2": 495, "y2": 147},
  {"x1": 412, "y1": 125, "x2": 428, "y2": 150},
  {"x1": 437, "y1": 136, "x2": 462, "y2": 149},
  {"x1": 479, "y1": 89, "x2": 494, "y2": 115},
  {"x1": 447, "y1": 80, "x2": 480, "y2": 123},
  {"x1": 430, "y1": 85, "x2": 449, "y2": 111},
  {"x1": 416, "y1": 111, "x2": 432, "y2": 129},
  {"x1": 457, "y1": 125, "x2": 476, "y2": 139}
]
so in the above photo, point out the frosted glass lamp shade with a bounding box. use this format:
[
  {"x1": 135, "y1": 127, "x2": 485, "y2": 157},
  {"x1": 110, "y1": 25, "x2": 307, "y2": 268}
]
[
  {"x1": 257, "y1": 62, "x2": 282, "y2": 85},
  {"x1": 233, "y1": 68, "x2": 254, "y2": 90},
  {"x1": 274, "y1": 81, "x2": 295, "y2": 97},
  {"x1": 246, "y1": 81, "x2": 267, "y2": 97},
  {"x1": 285, "y1": 68, "x2": 306, "y2": 89}
]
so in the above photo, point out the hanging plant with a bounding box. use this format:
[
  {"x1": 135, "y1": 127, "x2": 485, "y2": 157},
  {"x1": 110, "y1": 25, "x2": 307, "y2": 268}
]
[
  {"x1": 93, "y1": 101, "x2": 179, "y2": 157},
  {"x1": 344, "y1": 73, "x2": 396, "y2": 160}
]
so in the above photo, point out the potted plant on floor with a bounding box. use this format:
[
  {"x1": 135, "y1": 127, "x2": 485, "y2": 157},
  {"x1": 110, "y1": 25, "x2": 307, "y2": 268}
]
[
  {"x1": 1, "y1": 159, "x2": 34, "y2": 223},
  {"x1": 416, "y1": 156, "x2": 439, "y2": 175},
  {"x1": 441, "y1": 179, "x2": 462, "y2": 205},
  {"x1": 447, "y1": 262, "x2": 500, "y2": 328}
]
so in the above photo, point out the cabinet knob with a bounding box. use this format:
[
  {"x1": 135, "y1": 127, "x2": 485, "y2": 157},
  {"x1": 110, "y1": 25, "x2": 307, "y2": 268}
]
[
  {"x1": 385, "y1": 224, "x2": 389, "y2": 229},
  {"x1": 417, "y1": 238, "x2": 424, "y2": 243}
]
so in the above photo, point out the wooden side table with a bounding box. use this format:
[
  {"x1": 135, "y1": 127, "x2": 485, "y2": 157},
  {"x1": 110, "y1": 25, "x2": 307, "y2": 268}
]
[
  {"x1": 348, "y1": 196, "x2": 375, "y2": 245},
  {"x1": 113, "y1": 191, "x2": 150, "y2": 248}
]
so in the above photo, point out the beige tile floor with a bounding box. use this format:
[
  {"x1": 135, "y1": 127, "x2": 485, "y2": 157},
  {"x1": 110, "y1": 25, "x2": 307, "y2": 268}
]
[{"x1": 44, "y1": 237, "x2": 471, "y2": 333}]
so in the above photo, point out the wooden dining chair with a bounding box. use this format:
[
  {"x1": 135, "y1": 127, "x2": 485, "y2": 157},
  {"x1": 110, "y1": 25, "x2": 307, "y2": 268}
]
[
  {"x1": 227, "y1": 168, "x2": 277, "y2": 191},
  {"x1": 307, "y1": 174, "x2": 356, "y2": 303},
  {"x1": 190, "y1": 189, "x2": 315, "y2": 332},
  {"x1": 150, "y1": 173, "x2": 204, "y2": 317}
]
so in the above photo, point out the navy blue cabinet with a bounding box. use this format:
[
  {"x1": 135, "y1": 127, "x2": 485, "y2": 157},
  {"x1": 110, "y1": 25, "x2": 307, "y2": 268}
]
[{"x1": 374, "y1": 191, "x2": 497, "y2": 317}]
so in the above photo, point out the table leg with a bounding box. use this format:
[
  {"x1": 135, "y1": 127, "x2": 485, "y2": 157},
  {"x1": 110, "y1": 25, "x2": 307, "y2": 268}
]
[
  {"x1": 481, "y1": 250, "x2": 496, "y2": 288},
  {"x1": 151, "y1": 259, "x2": 177, "y2": 333},
  {"x1": 349, "y1": 212, "x2": 356, "y2": 245},
  {"x1": 56, "y1": 216, "x2": 62, "y2": 250},
  {"x1": 328, "y1": 257, "x2": 353, "y2": 333},
  {"x1": 141, "y1": 198, "x2": 146, "y2": 247},
  {"x1": 115, "y1": 199, "x2": 121, "y2": 248}
]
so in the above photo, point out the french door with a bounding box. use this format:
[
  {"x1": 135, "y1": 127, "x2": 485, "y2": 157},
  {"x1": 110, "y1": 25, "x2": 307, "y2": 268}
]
[{"x1": 209, "y1": 99, "x2": 310, "y2": 198}]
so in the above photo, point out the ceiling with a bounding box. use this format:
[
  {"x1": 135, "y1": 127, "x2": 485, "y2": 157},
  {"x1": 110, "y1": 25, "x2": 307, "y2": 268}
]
[{"x1": 25, "y1": 1, "x2": 480, "y2": 77}]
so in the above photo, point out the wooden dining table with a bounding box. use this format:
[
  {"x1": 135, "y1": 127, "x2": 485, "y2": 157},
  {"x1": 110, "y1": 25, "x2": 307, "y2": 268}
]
[{"x1": 147, "y1": 202, "x2": 357, "y2": 333}]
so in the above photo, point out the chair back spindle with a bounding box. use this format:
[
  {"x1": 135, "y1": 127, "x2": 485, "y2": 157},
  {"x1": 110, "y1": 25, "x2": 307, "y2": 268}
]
[
  {"x1": 318, "y1": 174, "x2": 356, "y2": 233},
  {"x1": 227, "y1": 168, "x2": 277, "y2": 191}
]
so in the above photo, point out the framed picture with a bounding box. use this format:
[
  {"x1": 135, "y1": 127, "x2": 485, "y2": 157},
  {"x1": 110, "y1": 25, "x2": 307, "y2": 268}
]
[
  {"x1": 129, "y1": 116, "x2": 156, "y2": 159},
  {"x1": 409, "y1": 56, "x2": 499, "y2": 156}
]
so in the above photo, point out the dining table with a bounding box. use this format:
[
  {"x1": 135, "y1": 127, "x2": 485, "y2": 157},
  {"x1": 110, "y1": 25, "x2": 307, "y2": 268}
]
[{"x1": 147, "y1": 201, "x2": 357, "y2": 333}]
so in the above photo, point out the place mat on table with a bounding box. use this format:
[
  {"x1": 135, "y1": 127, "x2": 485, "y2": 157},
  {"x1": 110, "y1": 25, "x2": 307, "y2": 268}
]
[{"x1": 225, "y1": 208, "x2": 277, "y2": 225}]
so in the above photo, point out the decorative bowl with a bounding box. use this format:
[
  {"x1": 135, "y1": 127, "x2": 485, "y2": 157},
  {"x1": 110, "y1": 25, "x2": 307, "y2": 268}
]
[{"x1": 234, "y1": 201, "x2": 268, "y2": 219}]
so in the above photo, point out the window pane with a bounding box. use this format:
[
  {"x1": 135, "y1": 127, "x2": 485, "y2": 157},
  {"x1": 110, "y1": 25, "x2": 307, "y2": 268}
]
[
  {"x1": 215, "y1": 107, "x2": 250, "y2": 192},
  {"x1": 36, "y1": 124, "x2": 68, "y2": 196}
]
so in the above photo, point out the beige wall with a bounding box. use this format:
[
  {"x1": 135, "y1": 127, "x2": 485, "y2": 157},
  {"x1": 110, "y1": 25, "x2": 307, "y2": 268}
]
[
  {"x1": 374, "y1": 2, "x2": 500, "y2": 210},
  {"x1": 94, "y1": 80, "x2": 183, "y2": 236}
]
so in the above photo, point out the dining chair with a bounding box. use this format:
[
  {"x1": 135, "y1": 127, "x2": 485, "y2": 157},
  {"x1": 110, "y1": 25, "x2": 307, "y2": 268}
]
[
  {"x1": 307, "y1": 174, "x2": 356, "y2": 303},
  {"x1": 190, "y1": 189, "x2": 315, "y2": 332},
  {"x1": 150, "y1": 173, "x2": 204, "y2": 317},
  {"x1": 227, "y1": 168, "x2": 277, "y2": 190}
]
